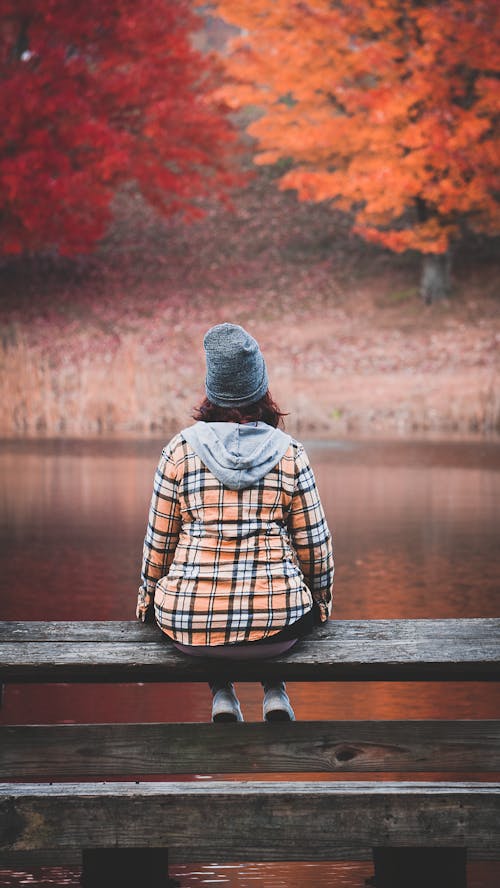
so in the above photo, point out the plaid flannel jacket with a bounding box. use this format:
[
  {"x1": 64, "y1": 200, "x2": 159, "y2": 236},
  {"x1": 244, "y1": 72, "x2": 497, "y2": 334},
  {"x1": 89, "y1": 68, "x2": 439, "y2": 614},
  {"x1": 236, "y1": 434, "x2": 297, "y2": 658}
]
[{"x1": 137, "y1": 433, "x2": 334, "y2": 646}]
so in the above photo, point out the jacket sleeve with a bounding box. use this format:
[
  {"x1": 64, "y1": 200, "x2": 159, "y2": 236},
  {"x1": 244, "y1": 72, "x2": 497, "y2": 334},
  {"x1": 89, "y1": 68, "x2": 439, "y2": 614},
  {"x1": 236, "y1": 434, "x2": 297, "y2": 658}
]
[
  {"x1": 136, "y1": 436, "x2": 182, "y2": 620},
  {"x1": 287, "y1": 444, "x2": 334, "y2": 622}
]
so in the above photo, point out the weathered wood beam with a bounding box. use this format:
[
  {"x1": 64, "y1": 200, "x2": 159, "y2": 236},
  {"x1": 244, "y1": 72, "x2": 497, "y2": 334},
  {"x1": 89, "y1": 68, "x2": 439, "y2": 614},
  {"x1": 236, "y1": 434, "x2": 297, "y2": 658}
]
[
  {"x1": 1, "y1": 619, "x2": 499, "y2": 682},
  {"x1": 2, "y1": 618, "x2": 497, "y2": 646},
  {"x1": 1, "y1": 720, "x2": 499, "y2": 778},
  {"x1": 0, "y1": 850, "x2": 83, "y2": 866},
  {"x1": 1, "y1": 781, "x2": 499, "y2": 862},
  {"x1": 372, "y1": 847, "x2": 467, "y2": 888},
  {"x1": 81, "y1": 847, "x2": 172, "y2": 888}
]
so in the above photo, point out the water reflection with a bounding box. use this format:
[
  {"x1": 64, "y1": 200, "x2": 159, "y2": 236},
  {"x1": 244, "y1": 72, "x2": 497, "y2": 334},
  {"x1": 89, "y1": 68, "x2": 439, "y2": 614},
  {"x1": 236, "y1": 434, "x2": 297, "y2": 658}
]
[
  {"x1": 0, "y1": 862, "x2": 497, "y2": 888},
  {"x1": 1, "y1": 438, "x2": 499, "y2": 886},
  {"x1": 170, "y1": 861, "x2": 373, "y2": 887},
  {"x1": 1, "y1": 438, "x2": 499, "y2": 622}
]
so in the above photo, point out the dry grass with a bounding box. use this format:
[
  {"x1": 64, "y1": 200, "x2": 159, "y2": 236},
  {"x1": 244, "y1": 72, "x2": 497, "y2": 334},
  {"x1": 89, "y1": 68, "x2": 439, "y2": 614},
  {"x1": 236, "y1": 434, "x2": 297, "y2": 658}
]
[{"x1": 1, "y1": 174, "x2": 499, "y2": 439}]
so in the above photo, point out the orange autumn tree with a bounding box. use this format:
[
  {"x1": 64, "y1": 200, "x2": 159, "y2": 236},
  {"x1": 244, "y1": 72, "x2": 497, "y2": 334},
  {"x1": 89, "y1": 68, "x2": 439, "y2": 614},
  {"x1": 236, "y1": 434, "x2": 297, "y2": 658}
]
[{"x1": 216, "y1": 0, "x2": 500, "y2": 301}]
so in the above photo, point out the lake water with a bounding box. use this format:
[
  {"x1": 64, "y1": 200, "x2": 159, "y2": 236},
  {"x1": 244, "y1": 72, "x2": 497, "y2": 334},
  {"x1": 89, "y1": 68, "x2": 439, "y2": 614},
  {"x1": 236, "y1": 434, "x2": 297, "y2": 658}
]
[{"x1": 1, "y1": 437, "x2": 499, "y2": 887}]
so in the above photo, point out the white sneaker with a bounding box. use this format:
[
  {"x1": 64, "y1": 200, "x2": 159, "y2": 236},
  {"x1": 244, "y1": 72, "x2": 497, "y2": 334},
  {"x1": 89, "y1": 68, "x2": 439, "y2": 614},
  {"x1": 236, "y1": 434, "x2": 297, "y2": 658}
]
[
  {"x1": 211, "y1": 684, "x2": 244, "y2": 722},
  {"x1": 263, "y1": 683, "x2": 295, "y2": 722}
]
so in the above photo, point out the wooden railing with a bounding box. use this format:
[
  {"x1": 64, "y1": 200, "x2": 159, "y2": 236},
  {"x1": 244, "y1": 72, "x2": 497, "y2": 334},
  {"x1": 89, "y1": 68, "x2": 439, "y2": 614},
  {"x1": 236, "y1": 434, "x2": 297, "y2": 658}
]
[{"x1": 0, "y1": 618, "x2": 499, "y2": 888}]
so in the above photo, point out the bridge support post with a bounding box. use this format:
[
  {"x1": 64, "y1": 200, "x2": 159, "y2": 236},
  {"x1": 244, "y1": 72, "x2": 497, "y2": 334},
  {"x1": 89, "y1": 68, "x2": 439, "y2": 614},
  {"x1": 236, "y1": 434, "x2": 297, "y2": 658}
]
[
  {"x1": 82, "y1": 848, "x2": 175, "y2": 888},
  {"x1": 371, "y1": 847, "x2": 467, "y2": 887}
]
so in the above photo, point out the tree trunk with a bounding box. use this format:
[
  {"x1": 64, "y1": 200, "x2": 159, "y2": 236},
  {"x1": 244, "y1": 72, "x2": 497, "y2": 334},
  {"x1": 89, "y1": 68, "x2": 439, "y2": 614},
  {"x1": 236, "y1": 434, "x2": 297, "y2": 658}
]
[
  {"x1": 13, "y1": 18, "x2": 30, "y2": 61},
  {"x1": 420, "y1": 252, "x2": 451, "y2": 304}
]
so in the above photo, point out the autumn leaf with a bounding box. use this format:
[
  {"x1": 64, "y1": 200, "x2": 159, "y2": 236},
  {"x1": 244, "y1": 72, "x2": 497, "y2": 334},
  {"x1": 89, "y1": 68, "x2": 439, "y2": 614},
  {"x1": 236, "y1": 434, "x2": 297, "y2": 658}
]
[
  {"x1": 216, "y1": 0, "x2": 500, "y2": 297},
  {"x1": 0, "y1": 0, "x2": 242, "y2": 255}
]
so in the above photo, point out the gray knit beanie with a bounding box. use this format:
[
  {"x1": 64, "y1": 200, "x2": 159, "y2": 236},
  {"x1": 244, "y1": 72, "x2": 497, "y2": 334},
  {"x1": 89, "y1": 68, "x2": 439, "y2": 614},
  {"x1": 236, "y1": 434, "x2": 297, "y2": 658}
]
[{"x1": 204, "y1": 323, "x2": 269, "y2": 407}]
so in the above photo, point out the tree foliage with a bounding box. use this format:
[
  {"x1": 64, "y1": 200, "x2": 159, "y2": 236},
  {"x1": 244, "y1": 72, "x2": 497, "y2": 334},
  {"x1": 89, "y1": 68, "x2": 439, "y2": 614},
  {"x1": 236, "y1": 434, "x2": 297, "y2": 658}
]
[
  {"x1": 0, "y1": 0, "x2": 239, "y2": 255},
  {"x1": 216, "y1": 0, "x2": 500, "y2": 258}
]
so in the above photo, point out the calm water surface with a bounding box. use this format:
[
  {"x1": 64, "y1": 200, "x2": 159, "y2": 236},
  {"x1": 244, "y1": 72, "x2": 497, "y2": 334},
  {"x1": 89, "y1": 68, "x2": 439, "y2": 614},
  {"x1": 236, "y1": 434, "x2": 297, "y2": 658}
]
[{"x1": 1, "y1": 438, "x2": 499, "y2": 887}]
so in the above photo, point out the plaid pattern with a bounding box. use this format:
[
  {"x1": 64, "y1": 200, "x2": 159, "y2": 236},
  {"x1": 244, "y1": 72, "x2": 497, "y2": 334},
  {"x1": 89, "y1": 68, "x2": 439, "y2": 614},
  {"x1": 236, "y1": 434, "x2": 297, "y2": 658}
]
[{"x1": 137, "y1": 433, "x2": 334, "y2": 646}]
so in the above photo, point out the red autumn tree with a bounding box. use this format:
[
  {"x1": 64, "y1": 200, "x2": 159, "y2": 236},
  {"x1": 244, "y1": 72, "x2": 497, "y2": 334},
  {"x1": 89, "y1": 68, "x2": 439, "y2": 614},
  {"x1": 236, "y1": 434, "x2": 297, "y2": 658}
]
[
  {"x1": 216, "y1": 0, "x2": 500, "y2": 301},
  {"x1": 0, "y1": 0, "x2": 240, "y2": 256}
]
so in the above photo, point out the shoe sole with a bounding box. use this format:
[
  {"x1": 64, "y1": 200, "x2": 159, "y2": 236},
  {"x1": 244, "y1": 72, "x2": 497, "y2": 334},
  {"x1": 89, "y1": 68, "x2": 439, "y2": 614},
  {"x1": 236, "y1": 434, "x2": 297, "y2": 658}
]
[
  {"x1": 212, "y1": 712, "x2": 241, "y2": 723},
  {"x1": 264, "y1": 709, "x2": 294, "y2": 722}
]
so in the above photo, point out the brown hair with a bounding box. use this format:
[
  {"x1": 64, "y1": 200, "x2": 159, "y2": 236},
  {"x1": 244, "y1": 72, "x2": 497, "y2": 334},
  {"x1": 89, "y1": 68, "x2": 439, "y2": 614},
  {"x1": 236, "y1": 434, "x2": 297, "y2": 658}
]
[{"x1": 193, "y1": 391, "x2": 287, "y2": 429}]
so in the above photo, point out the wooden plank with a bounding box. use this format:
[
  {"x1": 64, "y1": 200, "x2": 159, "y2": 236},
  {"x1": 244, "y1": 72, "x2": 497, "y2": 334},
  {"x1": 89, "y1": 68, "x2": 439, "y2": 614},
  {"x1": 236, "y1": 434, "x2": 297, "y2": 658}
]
[
  {"x1": 2, "y1": 721, "x2": 499, "y2": 778},
  {"x1": 0, "y1": 622, "x2": 160, "y2": 642},
  {"x1": 1, "y1": 618, "x2": 497, "y2": 644},
  {"x1": 0, "y1": 850, "x2": 83, "y2": 866},
  {"x1": 1, "y1": 781, "x2": 499, "y2": 862},
  {"x1": 1, "y1": 619, "x2": 499, "y2": 682}
]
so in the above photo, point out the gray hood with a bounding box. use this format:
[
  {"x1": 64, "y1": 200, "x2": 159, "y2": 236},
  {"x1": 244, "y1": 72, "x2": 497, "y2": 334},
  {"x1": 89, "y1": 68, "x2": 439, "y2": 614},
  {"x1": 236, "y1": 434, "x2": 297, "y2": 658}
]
[{"x1": 181, "y1": 421, "x2": 292, "y2": 490}]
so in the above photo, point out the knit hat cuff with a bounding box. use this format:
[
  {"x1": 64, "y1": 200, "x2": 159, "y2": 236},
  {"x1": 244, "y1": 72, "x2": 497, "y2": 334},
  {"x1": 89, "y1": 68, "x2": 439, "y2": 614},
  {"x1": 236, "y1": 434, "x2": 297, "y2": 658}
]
[{"x1": 206, "y1": 367, "x2": 268, "y2": 408}]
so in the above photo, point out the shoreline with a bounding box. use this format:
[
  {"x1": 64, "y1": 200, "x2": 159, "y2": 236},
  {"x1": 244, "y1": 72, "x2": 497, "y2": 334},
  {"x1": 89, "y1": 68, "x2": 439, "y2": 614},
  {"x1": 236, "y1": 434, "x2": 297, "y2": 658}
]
[
  {"x1": 2, "y1": 434, "x2": 499, "y2": 474},
  {"x1": 1, "y1": 428, "x2": 499, "y2": 443},
  {"x1": 1, "y1": 179, "x2": 498, "y2": 440}
]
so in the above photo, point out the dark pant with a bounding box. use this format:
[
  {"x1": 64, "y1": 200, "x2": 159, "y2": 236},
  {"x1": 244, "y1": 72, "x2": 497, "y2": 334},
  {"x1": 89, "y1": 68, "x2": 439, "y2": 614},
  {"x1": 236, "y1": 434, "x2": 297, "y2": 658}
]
[
  {"x1": 172, "y1": 606, "x2": 317, "y2": 659},
  {"x1": 173, "y1": 608, "x2": 318, "y2": 696}
]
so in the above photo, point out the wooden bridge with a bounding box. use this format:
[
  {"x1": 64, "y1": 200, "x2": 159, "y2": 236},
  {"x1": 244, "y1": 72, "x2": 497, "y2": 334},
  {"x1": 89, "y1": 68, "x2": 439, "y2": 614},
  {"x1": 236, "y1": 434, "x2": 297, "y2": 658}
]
[{"x1": 1, "y1": 618, "x2": 499, "y2": 887}]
